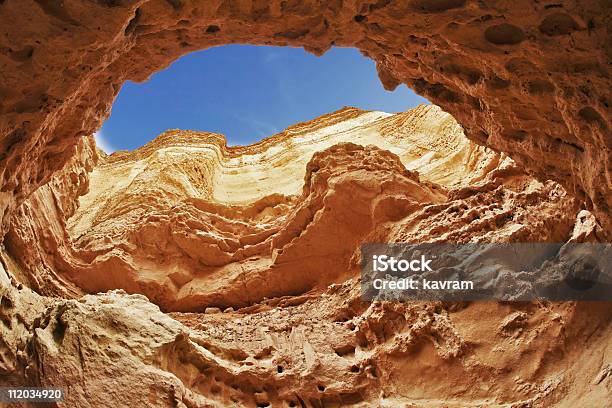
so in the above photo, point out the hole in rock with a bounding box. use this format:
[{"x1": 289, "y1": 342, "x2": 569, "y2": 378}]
[
  {"x1": 95, "y1": 45, "x2": 428, "y2": 152},
  {"x1": 72, "y1": 45, "x2": 497, "y2": 311},
  {"x1": 2, "y1": 4, "x2": 609, "y2": 408},
  {"x1": 53, "y1": 44, "x2": 525, "y2": 321}
]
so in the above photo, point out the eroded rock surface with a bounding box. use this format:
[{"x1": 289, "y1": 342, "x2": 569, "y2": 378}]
[
  {"x1": 1, "y1": 106, "x2": 610, "y2": 407},
  {"x1": 8, "y1": 106, "x2": 486, "y2": 310}
]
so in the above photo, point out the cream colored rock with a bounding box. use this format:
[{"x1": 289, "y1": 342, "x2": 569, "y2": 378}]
[
  {"x1": 0, "y1": 106, "x2": 609, "y2": 407},
  {"x1": 69, "y1": 105, "x2": 489, "y2": 237},
  {"x1": 7, "y1": 106, "x2": 493, "y2": 310}
]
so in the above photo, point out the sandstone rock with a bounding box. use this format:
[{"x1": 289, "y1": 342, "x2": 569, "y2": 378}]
[
  {"x1": 1, "y1": 1, "x2": 610, "y2": 405},
  {"x1": 5, "y1": 106, "x2": 491, "y2": 311},
  {"x1": 0, "y1": 105, "x2": 609, "y2": 407}
]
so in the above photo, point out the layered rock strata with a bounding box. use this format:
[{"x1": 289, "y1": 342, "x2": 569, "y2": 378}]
[
  {"x1": 1, "y1": 105, "x2": 609, "y2": 407},
  {"x1": 7, "y1": 106, "x2": 499, "y2": 310}
]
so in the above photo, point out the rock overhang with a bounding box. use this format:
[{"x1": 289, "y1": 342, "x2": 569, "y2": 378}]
[{"x1": 0, "y1": 0, "x2": 609, "y2": 239}]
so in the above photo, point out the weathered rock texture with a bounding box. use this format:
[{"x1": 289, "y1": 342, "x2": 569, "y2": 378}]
[
  {"x1": 0, "y1": 1, "x2": 610, "y2": 403},
  {"x1": 7, "y1": 106, "x2": 494, "y2": 310},
  {"x1": 1, "y1": 105, "x2": 610, "y2": 407},
  {"x1": 0, "y1": 0, "x2": 610, "y2": 241}
]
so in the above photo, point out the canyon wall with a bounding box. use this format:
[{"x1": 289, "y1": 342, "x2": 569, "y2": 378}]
[
  {"x1": 1, "y1": 105, "x2": 609, "y2": 406},
  {"x1": 0, "y1": 0, "x2": 610, "y2": 241},
  {"x1": 7, "y1": 105, "x2": 500, "y2": 311}
]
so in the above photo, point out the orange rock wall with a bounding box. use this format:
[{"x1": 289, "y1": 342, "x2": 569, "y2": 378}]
[
  {"x1": 6, "y1": 106, "x2": 499, "y2": 310},
  {"x1": 0, "y1": 2, "x2": 610, "y2": 406},
  {"x1": 0, "y1": 105, "x2": 609, "y2": 406}
]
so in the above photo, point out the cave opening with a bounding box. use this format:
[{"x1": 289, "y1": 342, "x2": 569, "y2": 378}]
[
  {"x1": 8, "y1": 40, "x2": 511, "y2": 310},
  {"x1": 94, "y1": 44, "x2": 430, "y2": 152},
  {"x1": 56, "y1": 42, "x2": 501, "y2": 310},
  {"x1": 4, "y1": 36, "x2": 599, "y2": 312},
  {"x1": 0, "y1": 2, "x2": 609, "y2": 406}
]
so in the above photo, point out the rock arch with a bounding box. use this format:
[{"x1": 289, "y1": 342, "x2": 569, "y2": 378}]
[{"x1": 0, "y1": 0, "x2": 609, "y2": 236}]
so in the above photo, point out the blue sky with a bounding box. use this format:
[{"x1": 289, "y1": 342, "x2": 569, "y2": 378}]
[{"x1": 95, "y1": 45, "x2": 428, "y2": 152}]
